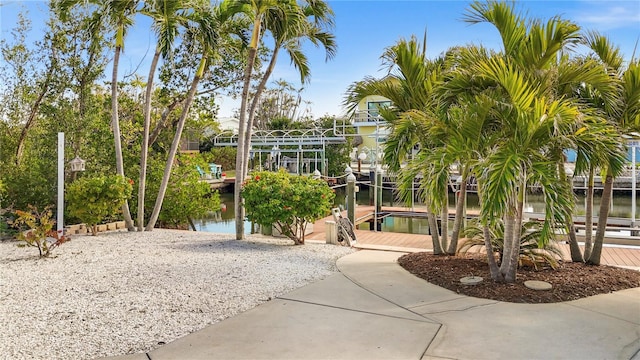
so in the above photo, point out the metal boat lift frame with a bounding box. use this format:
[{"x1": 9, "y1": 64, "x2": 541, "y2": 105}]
[{"x1": 211, "y1": 128, "x2": 346, "y2": 176}]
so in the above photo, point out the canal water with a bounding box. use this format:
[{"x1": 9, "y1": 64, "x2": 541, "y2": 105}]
[{"x1": 195, "y1": 187, "x2": 640, "y2": 235}]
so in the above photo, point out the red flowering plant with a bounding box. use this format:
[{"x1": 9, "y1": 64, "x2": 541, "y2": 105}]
[{"x1": 241, "y1": 169, "x2": 335, "y2": 245}]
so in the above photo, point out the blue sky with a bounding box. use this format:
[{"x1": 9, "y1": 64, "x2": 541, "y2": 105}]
[{"x1": 2, "y1": 0, "x2": 639, "y2": 119}]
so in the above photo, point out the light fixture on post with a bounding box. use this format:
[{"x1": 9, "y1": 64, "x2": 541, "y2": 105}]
[{"x1": 358, "y1": 151, "x2": 367, "y2": 173}]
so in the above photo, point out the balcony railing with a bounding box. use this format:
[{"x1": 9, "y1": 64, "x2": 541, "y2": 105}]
[{"x1": 352, "y1": 110, "x2": 386, "y2": 124}]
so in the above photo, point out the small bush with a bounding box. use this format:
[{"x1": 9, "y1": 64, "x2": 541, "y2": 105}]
[
  {"x1": 242, "y1": 170, "x2": 335, "y2": 245},
  {"x1": 66, "y1": 175, "x2": 132, "y2": 235},
  {"x1": 14, "y1": 206, "x2": 69, "y2": 257}
]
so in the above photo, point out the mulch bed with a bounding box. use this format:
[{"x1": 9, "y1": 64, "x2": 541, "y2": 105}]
[{"x1": 398, "y1": 252, "x2": 640, "y2": 303}]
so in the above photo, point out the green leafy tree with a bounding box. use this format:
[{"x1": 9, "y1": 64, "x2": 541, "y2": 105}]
[
  {"x1": 141, "y1": 155, "x2": 221, "y2": 229},
  {"x1": 66, "y1": 175, "x2": 133, "y2": 235},
  {"x1": 232, "y1": 0, "x2": 337, "y2": 240},
  {"x1": 146, "y1": 1, "x2": 221, "y2": 230},
  {"x1": 242, "y1": 170, "x2": 334, "y2": 245}
]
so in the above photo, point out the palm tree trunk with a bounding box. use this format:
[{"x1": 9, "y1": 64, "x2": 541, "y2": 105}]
[
  {"x1": 587, "y1": 171, "x2": 613, "y2": 265},
  {"x1": 145, "y1": 59, "x2": 204, "y2": 231},
  {"x1": 137, "y1": 49, "x2": 161, "y2": 231},
  {"x1": 448, "y1": 172, "x2": 468, "y2": 254},
  {"x1": 558, "y1": 161, "x2": 583, "y2": 262},
  {"x1": 242, "y1": 47, "x2": 280, "y2": 180},
  {"x1": 483, "y1": 224, "x2": 503, "y2": 282},
  {"x1": 584, "y1": 167, "x2": 595, "y2": 259},
  {"x1": 500, "y1": 211, "x2": 514, "y2": 273},
  {"x1": 440, "y1": 186, "x2": 449, "y2": 252},
  {"x1": 112, "y1": 45, "x2": 135, "y2": 231},
  {"x1": 234, "y1": 18, "x2": 262, "y2": 240},
  {"x1": 426, "y1": 203, "x2": 443, "y2": 254}
]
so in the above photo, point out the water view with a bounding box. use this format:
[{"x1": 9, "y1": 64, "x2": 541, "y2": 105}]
[{"x1": 196, "y1": 187, "x2": 640, "y2": 235}]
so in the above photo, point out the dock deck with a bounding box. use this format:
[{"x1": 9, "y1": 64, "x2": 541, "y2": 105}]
[{"x1": 307, "y1": 205, "x2": 640, "y2": 269}]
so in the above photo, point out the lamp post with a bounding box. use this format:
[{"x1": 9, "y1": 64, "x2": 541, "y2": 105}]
[{"x1": 358, "y1": 151, "x2": 367, "y2": 173}]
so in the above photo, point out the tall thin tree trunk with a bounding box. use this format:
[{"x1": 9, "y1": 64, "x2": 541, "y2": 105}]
[
  {"x1": 440, "y1": 186, "x2": 449, "y2": 252},
  {"x1": 242, "y1": 48, "x2": 280, "y2": 180},
  {"x1": 558, "y1": 161, "x2": 583, "y2": 262},
  {"x1": 500, "y1": 211, "x2": 514, "y2": 273},
  {"x1": 15, "y1": 45, "x2": 56, "y2": 166},
  {"x1": 448, "y1": 172, "x2": 468, "y2": 255},
  {"x1": 427, "y1": 204, "x2": 443, "y2": 255},
  {"x1": 138, "y1": 49, "x2": 161, "y2": 231},
  {"x1": 112, "y1": 45, "x2": 135, "y2": 231},
  {"x1": 504, "y1": 182, "x2": 525, "y2": 283},
  {"x1": 483, "y1": 224, "x2": 503, "y2": 282},
  {"x1": 234, "y1": 18, "x2": 262, "y2": 240},
  {"x1": 146, "y1": 60, "x2": 204, "y2": 231},
  {"x1": 584, "y1": 167, "x2": 595, "y2": 259},
  {"x1": 588, "y1": 171, "x2": 613, "y2": 265}
]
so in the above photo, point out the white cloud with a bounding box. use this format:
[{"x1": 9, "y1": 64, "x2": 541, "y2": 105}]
[{"x1": 575, "y1": 4, "x2": 640, "y2": 30}]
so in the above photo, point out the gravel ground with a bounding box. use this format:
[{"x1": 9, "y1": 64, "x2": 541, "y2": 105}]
[{"x1": 0, "y1": 229, "x2": 354, "y2": 360}]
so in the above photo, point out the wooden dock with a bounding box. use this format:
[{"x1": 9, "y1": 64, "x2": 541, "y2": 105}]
[{"x1": 308, "y1": 205, "x2": 640, "y2": 269}]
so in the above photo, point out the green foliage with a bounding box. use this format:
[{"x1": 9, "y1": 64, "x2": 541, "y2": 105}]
[
  {"x1": 140, "y1": 154, "x2": 221, "y2": 229},
  {"x1": 201, "y1": 146, "x2": 237, "y2": 171},
  {"x1": 459, "y1": 219, "x2": 563, "y2": 269},
  {"x1": 242, "y1": 170, "x2": 334, "y2": 245},
  {"x1": 66, "y1": 175, "x2": 132, "y2": 235},
  {"x1": 14, "y1": 206, "x2": 69, "y2": 257}
]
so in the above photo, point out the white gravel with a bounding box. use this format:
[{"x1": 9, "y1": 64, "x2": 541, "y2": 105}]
[{"x1": 0, "y1": 229, "x2": 354, "y2": 360}]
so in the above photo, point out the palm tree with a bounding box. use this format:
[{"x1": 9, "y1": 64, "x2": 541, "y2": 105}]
[
  {"x1": 458, "y1": 1, "x2": 586, "y2": 281},
  {"x1": 230, "y1": 0, "x2": 336, "y2": 240},
  {"x1": 581, "y1": 32, "x2": 640, "y2": 265},
  {"x1": 145, "y1": 1, "x2": 220, "y2": 230},
  {"x1": 57, "y1": 0, "x2": 140, "y2": 231},
  {"x1": 344, "y1": 34, "x2": 454, "y2": 254},
  {"x1": 137, "y1": 0, "x2": 190, "y2": 231},
  {"x1": 241, "y1": 0, "x2": 336, "y2": 180}
]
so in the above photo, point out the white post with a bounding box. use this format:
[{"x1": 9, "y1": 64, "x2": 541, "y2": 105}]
[
  {"x1": 57, "y1": 132, "x2": 64, "y2": 236},
  {"x1": 632, "y1": 145, "x2": 636, "y2": 228}
]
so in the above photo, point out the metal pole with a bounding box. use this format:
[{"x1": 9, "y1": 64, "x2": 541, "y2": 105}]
[
  {"x1": 632, "y1": 145, "x2": 636, "y2": 228},
  {"x1": 57, "y1": 132, "x2": 64, "y2": 236},
  {"x1": 346, "y1": 166, "x2": 356, "y2": 226}
]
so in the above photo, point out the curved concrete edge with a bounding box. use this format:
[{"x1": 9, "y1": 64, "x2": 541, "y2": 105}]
[{"x1": 337, "y1": 249, "x2": 640, "y2": 360}]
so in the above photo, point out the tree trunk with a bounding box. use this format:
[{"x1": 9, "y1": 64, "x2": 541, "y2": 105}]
[
  {"x1": 483, "y1": 224, "x2": 503, "y2": 282},
  {"x1": 557, "y1": 161, "x2": 584, "y2": 262},
  {"x1": 234, "y1": 18, "x2": 262, "y2": 240},
  {"x1": 584, "y1": 166, "x2": 595, "y2": 259},
  {"x1": 588, "y1": 171, "x2": 613, "y2": 265},
  {"x1": 137, "y1": 49, "x2": 161, "y2": 231},
  {"x1": 15, "y1": 44, "x2": 57, "y2": 166},
  {"x1": 242, "y1": 47, "x2": 280, "y2": 180},
  {"x1": 427, "y1": 205, "x2": 443, "y2": 255},
  {"x1": 448, "y1": 173, "x2": 467, "y2": 255},
  {"x1": 440, "y1": 186, "x2": 449, "y2": 252},
  {"x1": 111, "y1": 45, "x2": 135, "y2": 231},
  {"x1": 145, "y1": 59, "x2": 204, "y2": 231}
]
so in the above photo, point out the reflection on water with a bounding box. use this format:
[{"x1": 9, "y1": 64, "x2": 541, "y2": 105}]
[
  {"x1": 194, "y1": 192, "x2": 256, "y2": 234},
  {"x1": 197, "y1": 187, "x2": 640, "y2": 235}
]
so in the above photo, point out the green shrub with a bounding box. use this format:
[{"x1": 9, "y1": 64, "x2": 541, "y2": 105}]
[
  {"x1": 14, "y1": 206, "x2": 69, "y2": 257},
  {"x1": 242, "y1": 170, "x2": 335, "y2": 245},
  {"x1": 145, "y1": 155, "x2": 221, "y2": 229},
  {"x1": 66, "y1": 175, "x2": 132, "y2": 235}
]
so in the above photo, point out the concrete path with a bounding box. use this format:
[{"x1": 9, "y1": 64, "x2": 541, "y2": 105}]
[{"x1": 104, "y1": 250, "x2": 640, "y2": 360}]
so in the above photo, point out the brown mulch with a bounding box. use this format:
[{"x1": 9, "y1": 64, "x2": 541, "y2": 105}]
[{"x1": 398, "y1": 252, "x2": 640, "y2": 303}]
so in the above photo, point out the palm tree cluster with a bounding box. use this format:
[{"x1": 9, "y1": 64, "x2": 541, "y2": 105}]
[
  {"x1": 51, "y1": 0, "x2": 336, "y2": 234},
  {"x1": 345, "y1": 1, "x2": 640, "y2": 283}
]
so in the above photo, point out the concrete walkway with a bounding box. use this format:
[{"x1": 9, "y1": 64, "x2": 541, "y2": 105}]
[{"x1": 104, "y1": 250, "x2": 640, "y2": 360}]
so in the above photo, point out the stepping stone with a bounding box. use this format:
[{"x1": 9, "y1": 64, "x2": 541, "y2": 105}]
[
  {"x1": 460, "y1": 276, "x2": 483, "y2": 285},
  {"x1": 524, "y1": 280, "x2": 552, "y2": 291}
]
